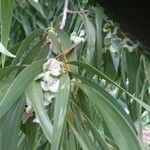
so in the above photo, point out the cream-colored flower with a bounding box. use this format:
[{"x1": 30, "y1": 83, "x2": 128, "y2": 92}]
[
  {"x1": 40, "y1": 74, "x2": 60, "y2": 93},
  {"x1": 43, "y1": 58, "x2": 63, "y2": 76},
  {"x1": 43, "y1": 92, "x2": 56, "y2": 106},
  {"x1": 70, "y1": 31, "x2": 85, "y2": 44},
  {"x1": 33, "y1": 113, "x2": 40, "y2": 123}
]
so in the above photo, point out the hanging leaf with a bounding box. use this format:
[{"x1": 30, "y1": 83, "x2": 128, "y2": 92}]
[
  {"x1": 93, "y1": 7, "x2": 103, "y2": 69},
  {"x1": 0, "y1": 0, "x2": 13, "y2": 47},
  {"x1": 0, "y1": 59, "x2": 45, "y2": 119},
  {"x1": 81, "y1": 14, "x2": 96, "y2": 64},
  {"x1": 51, "y1": 73, "x2": 70, "y2": 150},
  {"x1": 12, "y1": 29, "x2": 44, "y2": 65},
  {"x1": 25, "y1": 81, "x2": 53, "y2": 143},
  {"x1": 0, "y1": 97, "x2": 25, "y2": 150},
  {"x1": 69, "y1": 61, "x2": 150, "y2": 111},
  {"x1": 78, "y1": 83, "x2": 143, "y2": 150},
  {"x1": 68, "y1": 121, "x2": 89, "y2": 150}
]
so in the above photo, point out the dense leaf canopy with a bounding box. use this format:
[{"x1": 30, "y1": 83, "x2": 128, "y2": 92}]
[{"x1": 0, "y1": 0, "x2": 150, "y2": 149}]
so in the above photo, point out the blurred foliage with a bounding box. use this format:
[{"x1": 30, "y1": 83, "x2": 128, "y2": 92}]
[{"x1": 0, "y1": 0, "x2": 150, "y2": 149}]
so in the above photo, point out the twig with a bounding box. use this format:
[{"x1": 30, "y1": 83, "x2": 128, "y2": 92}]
[
  {"x1": 60, "y1": 0, "x2": 69, "y2": 30},
  {"x1": 55, "y1": 42, "x2": 80, "y2": 60}
]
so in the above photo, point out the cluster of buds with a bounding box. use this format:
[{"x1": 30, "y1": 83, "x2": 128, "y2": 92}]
[
  {"x1": 23, "y1": 58, "x2": 65, "y2": 123},
  {"x1": 39, "y1": 58, "x2": 64, "y2": 106}
]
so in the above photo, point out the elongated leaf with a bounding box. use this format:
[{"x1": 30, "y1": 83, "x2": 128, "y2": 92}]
[
  {"x1": 0, "y1": 96, "x2": 25, "y2": 150},
  {"x1": 145, "y1": 57, "x2": 150, "y2": 76},
  {"x1": 73, "y1": 113, "x2": 95, "y2": 150},
  {"x1": 0, "y1": 83, "x2": 10, "y2": 103},
  {"x1": 78, "y1": 83, "x2": 142, "y2": 150},
  {"x1": 0, "y1": 43, "x2": 16, "y2": 57},
  {"x1": 82, "y1": 14, "x2": 95, "y2": 63},
  {"x1": 17, "y1": 133, "x2": 30, "y2": 150},
  {"x1": 93, "y1": 7, "x2": 103, "y2": 69},
  {"x1": 54, "y1": 28, "x2": 77, "y2": 73},
  {"x1": 52, "y1": 73, "x2": 70, "y2": 150},
  {"x1": 0, "y1": 0, "x2": 13, "y2": 66},
  {"x1": 69, "y1": 61, "x2": 150, "y2": 111},
  {"x1": 26, "y1": 81, "x2": 53, "y2": 143},
  {"x1": 0, "y1": 0, "x2": 12, "y2": 47},
  {"x1": 0, "y1": 59, "x2": 45, "y2": 119},
  {"x1": 27, "y1": 0, "x2": 46, "y2": 18},
  {"x1": 48, "y1": 29, "x2": 61, "y2": 54},
  {"x1": 54, "y1": 28, "x2": 72, "y2": 49},
  {"x1": 20, "y1": 13, "x2": 32, "y2": 35},
  {"x1": 68, "y1": 121, "x2": 89, "y2": 150},
  {"x1": 71, "y1": 73, "x2": 136, "y2": 132},
  {"x1": 71, "y1": 101, "x2": 111, "y2": 150},
  {"x1": 126, "y1": 51, "x2": 139, "y2": 94},
  {"x1": 0, "y1": 66, "x2": 16, "y2": 80},
  {"x1": 21, "y1": 40, "x2": 43, "y2": 65},
  {"x1": 12, "y1": 29, "x2": 44, "y2": 65}
]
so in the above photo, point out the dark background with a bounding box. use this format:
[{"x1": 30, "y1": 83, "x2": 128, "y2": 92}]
[{"x1": 89, "y1": 0, "x2": 150, "y2": 48}]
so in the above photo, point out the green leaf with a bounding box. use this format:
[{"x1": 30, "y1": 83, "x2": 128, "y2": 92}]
[
  {"x1": 93, "y1": 7, "x2": 103, "y2": 69},
  {"x1": 103, "y1": 51, "x2": 116, "y2": 80},
  {"x1": 12, "y1": 29, "x2": 44, "y2": 65},
  {"x1": 0, "y1": 0, "x2": 13, "y2": 47},
  {"x1": 0, "y1": 59, "x2": 45, "y2": 119},
  {"x1": 145, "y1": 57, "x2": 150, "y2": 79},
  {"x1": 81, "y1": 14, "x2": 96, "y2": 63},
  {"x1": 71, "y1": 73, "x2": 136, "y2": 132},
  {"x1": 72, "y1": 113, "x2": 95, "y2": 150},
  {"x1": 0, "y1": 66, "x2": 16, "y2": 80},
  {"x1": 68, "y1": 121, "x2": 89, "y2": 150},
  {"x1": 78, "y1": 83, "x2": 143, "y2": 150},
  {"x1": 25, "y1": 81, "x2": 53, "y2": 143},
  {"x1": 54, "y1": 27, "x2": 77, "y2": 73},
  {"x1": 54, "y1": 28, "x2": 72, "y2": 49},
  {"x1": 0, "y1": 0, "x2": 13, "y2": 66},
  {"x1": 0, "y1": 82, "x2": 10, "y2": 103},
  {"x1": 71, "y1": 101, "x2": 110, "y2": 150},
  {"x1": 69, "y1": 61, "x2": 150, "y2": 111},
  {"x1": 0, "y1": 43, "x2": 16, "y2": 58},
  {"x1": 0, "y1": 96, "x2": 25, "y2": 150},
  {"x1": 52, "y1": 73, "x2": 70, "y2": 150},
  {"x1": 47, "y1": 29, "x2": 61, "y2": 54},
  {"x1": 21, "y1": 40, "x2": 44, "y2": 65},
  {"x1": 27, "y1": 0, "x2": 46, "y2": 18},
  {"x1": 125, "y1": 51, "x2": 139, "y2": 94}
]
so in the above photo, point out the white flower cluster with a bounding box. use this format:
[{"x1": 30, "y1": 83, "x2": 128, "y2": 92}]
[
  {"x1": 40, "y1": 58, "x2": 64, "y2": 106},
  {"x1": 70, "y1": 30, "x2": 85, "y2": 44},
  {"x1": 25, "y1": 58, "x2": 64, "y2": 123}
]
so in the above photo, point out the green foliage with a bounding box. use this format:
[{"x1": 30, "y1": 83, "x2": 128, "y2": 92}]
[{"x1": 0, "y1": 0, "x2": 150, "y2": 149}]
